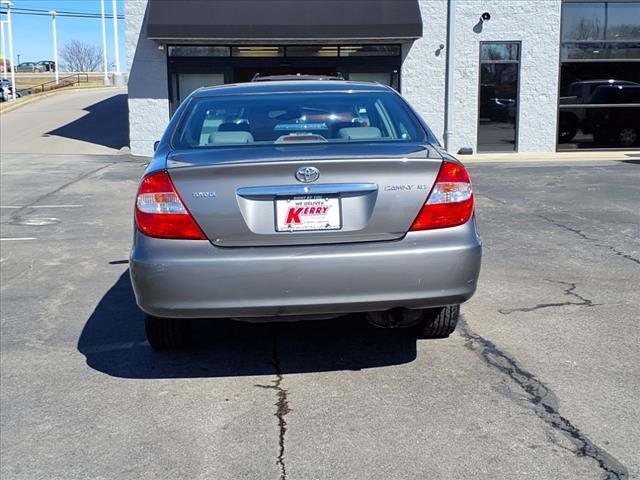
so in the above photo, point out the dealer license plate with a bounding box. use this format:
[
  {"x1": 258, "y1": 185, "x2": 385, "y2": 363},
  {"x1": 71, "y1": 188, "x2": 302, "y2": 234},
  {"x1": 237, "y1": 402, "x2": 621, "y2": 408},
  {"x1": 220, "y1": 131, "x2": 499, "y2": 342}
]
[{"x1": 275, "y1": 195, "x2": 342, "y2": 232}]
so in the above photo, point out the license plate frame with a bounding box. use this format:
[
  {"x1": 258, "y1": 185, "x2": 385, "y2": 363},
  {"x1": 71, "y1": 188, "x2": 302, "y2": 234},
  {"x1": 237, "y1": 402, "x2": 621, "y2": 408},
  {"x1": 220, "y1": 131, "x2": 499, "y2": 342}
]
[{"x1": 274, "y1": 195, "x2": 342, "y2": 233}]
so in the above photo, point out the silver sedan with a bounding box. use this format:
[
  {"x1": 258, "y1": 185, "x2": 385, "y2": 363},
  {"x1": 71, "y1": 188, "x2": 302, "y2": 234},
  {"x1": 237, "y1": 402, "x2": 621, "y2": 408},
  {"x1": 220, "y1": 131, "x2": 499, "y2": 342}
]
[{"x1": 129, "y1": 78, "x2": 482, "y2": 350}]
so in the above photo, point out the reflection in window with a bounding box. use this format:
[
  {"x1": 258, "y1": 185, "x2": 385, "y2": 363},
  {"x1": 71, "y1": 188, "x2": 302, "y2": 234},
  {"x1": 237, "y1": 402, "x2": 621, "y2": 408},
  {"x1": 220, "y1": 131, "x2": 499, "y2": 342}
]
[
  {"x1": 562, "y1": 3, "x2": 606, "y2": 41},
  {"x1": 480, "y1": 43, "x2": 520, "y2": 61},
  {"x1": 607, "y1": 3, "x2": 640, "y2": 40}
]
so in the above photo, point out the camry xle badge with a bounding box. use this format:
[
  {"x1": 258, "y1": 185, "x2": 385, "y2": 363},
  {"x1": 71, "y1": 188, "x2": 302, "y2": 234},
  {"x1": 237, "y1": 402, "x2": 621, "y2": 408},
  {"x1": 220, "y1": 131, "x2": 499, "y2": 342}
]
[{"x1": 295, "y1": 166, "x2": 320, "y2": 183}]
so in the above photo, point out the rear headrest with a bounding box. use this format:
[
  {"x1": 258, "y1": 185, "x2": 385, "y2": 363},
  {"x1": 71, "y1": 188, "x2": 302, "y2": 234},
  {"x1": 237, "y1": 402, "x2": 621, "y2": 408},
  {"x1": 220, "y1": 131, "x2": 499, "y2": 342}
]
[
  {"x1": 337, "y1": 127, "x2": 382, "y2": 140},
  {"x1": 208, "y1": 131, "x2": 255, "y2": 144}
]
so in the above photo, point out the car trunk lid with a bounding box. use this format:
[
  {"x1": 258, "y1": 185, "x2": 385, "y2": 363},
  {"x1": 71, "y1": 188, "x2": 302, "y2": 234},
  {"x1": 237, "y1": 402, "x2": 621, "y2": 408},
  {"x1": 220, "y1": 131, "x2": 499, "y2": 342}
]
[{"x1": 167, "y1": 144, "x2": 444, "y2": 247}]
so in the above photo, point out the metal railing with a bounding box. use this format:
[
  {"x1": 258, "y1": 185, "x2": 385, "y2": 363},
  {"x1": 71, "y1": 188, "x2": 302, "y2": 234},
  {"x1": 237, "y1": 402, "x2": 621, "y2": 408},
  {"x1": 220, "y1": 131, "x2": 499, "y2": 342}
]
[{"x1": 17, "y1": 73, "x2": 90, "y2": 96}]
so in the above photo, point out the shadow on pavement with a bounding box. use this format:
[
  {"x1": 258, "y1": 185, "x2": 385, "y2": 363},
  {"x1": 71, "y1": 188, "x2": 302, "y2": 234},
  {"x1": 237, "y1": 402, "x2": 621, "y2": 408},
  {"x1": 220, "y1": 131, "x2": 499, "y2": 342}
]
[
  {"x1": 78, "y1": 271, "x2": 417, "y2": 379},
  {"x1": 47, "y1": 94, "x2": 129, "y2": 150}
]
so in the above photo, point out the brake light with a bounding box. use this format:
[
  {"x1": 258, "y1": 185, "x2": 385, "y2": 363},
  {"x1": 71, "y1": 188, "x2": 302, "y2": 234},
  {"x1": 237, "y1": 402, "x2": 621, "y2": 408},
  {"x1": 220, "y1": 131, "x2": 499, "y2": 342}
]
[
  {"x1": 135, "y1": 171, "x2": 206, "y2": 240},
  {"x1": 409, "y1": 161, "x2": 474, "y2": 230}
]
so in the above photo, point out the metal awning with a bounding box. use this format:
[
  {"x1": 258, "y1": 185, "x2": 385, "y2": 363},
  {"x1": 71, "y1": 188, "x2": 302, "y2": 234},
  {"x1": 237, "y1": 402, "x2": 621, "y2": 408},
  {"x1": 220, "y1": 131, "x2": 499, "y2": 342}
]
[{"x1": 146, "y1": 0, "x2": 422, "y2": 41}]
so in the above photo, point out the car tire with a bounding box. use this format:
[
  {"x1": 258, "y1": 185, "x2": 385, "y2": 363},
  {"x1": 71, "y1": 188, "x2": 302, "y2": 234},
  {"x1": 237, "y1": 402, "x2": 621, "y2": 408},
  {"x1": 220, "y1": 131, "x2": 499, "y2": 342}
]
[
  {"x1": 145, "y1": 314, "x2": 192, "y2": 350},
  {"x1": 414, "y1": 304, "x2": 460, "y2": 339},
  {"x1": 617, "y1": 127, "x2": 638, "y2": 147}
]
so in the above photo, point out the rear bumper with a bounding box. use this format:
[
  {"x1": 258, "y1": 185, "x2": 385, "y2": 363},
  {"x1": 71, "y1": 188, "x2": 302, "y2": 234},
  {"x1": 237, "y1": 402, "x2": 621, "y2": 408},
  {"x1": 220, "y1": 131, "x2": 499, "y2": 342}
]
[{"x1": 129, "y1": 220, "x2": 482, "y2": 319}]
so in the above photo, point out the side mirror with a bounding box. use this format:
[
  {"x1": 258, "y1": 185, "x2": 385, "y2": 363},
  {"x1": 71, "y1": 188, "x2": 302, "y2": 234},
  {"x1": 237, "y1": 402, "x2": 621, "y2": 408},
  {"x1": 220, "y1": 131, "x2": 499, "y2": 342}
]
[{"x1": 153, "y1": 141, "x2": 160, "y2": 152}]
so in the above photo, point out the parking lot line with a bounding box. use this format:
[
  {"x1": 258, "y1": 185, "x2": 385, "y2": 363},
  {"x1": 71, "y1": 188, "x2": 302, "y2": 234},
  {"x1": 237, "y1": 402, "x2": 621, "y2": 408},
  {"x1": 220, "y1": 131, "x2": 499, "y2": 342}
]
[{"x1": 0, "y1": 238, "x2": 37, "y2": 241}]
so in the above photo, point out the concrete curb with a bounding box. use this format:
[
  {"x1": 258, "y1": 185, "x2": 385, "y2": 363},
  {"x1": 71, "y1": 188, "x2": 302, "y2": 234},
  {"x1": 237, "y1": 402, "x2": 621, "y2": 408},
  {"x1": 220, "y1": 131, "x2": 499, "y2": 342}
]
[
  {"x1": 0, "y1": 86, "x2": 126, "y2": 115},
  {"x1": 458, "y1": 150, "x2": 640, "y2": 163}
]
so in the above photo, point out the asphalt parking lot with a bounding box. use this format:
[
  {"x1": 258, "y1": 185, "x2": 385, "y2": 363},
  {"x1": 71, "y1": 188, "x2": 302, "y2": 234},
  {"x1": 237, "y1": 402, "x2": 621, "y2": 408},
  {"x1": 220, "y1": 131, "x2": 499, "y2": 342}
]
[{"x1": 1, "y1": 90, "x2": 639, "y2": 480}]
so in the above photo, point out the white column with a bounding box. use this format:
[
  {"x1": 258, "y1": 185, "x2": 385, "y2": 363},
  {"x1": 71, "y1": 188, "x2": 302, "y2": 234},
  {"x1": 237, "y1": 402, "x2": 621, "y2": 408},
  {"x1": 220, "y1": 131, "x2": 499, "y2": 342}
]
[
  {"x1": 111, "y1": 0, "x2": 123, "y2": 86},
  {"x1": 2, "y1": 1, "x2": 16, "y2": 100},
  {"x1": 1, "y1": 20, "x2": 7, "y2": 78},
  {"x1": 100, "y1": 0, "x2": 110, "y2": 85},
  {"x1": 49, "y1": 11, "x2": 59, "y2": 84}
]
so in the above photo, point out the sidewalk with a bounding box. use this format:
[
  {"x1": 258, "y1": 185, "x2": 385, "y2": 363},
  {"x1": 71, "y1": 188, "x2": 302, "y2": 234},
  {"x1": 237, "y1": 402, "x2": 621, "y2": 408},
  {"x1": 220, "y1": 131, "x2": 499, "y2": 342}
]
[{"x1": 459, "y1": 150, "x2": 640, "y2": 163}]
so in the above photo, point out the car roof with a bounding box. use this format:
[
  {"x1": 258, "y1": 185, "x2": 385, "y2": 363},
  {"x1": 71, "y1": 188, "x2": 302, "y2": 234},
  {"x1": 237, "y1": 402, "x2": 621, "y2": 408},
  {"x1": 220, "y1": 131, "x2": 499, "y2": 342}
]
[
  {"x1": 570, "y1": 79, "x2": 638, "y2": 85},
  {"x1": 593, "y1": 84, "x2": 640, "y2": 89},
  {"x1": 192, "y1": 80, "x2": 392, "y2": 97}
]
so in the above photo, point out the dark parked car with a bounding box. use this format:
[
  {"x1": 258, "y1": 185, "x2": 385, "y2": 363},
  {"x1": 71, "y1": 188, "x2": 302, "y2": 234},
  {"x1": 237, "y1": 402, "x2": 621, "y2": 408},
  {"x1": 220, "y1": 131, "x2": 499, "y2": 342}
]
[
  {"x1": 584, "y1": 85, "x2": 640, "y2": 147},
  {"x1": 15, "y1": 62, "x2": 44, "y2": 73},
  {"x1": 35, "y1": 61, "x2": 56, "y2": 72},
  {"x1": 558, "y1": 79, "x2": 639, "y2": 143}
]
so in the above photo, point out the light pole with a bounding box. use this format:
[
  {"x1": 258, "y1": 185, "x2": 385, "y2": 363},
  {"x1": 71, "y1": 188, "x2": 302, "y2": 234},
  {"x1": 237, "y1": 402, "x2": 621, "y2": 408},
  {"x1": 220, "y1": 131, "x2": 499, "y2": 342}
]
[
  {"x1": 100, "y1": 0, "x2": 110, "y2": 85},
  {"x1": 1, "y1": 20, "x2": 7, "y2": 78},
  {"x1": 1, "y1": 0, "x2": 16, "y2": 100},
  {"x1": 111, "y1": 0, "x2": 122, "y2": 86},
  {"x1": 49, "y1": 11, "x2": 59, "y2": 84}
]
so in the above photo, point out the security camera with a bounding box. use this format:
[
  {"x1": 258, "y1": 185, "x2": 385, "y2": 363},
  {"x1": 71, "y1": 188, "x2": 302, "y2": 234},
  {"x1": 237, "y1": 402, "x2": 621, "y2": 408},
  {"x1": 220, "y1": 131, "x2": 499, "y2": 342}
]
[{"x1": 481, "y1": 12, "x2": 491, "y2": 22}]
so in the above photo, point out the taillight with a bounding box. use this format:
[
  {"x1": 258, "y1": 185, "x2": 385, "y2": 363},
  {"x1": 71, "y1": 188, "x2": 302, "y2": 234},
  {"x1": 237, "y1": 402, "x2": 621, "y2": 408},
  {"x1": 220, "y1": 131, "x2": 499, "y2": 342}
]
[
  {"x1": 410, "y1": 161, "x2": 474, "y2": 231},
  {"x1": 135, "y1": 171, "x2": 206, "y2": 240}
]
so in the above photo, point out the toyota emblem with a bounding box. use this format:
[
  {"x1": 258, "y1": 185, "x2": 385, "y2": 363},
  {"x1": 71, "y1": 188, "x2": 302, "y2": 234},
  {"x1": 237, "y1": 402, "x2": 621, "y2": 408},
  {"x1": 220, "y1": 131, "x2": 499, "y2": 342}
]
[{"x1": 295, "y1": 166, "x2": 320, "y2": 183}]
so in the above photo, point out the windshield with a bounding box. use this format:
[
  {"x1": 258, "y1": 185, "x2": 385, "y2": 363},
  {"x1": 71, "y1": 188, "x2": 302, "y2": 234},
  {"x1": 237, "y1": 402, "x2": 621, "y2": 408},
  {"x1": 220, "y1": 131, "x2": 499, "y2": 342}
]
[{"x1": 172, "y1": 91, "x2": 428, "y2": 149}]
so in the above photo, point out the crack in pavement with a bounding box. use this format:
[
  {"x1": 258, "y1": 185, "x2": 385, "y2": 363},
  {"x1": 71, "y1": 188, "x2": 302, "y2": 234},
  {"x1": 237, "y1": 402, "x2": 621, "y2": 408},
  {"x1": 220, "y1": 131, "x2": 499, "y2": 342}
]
[
  {"x1": 499, "y1": 279, "x2": 600, "y2": 315},
  {"x1": 255, "y1": 327, "x2": 290, "y2": 480},
  {"x1": 7, "y1": 163, "x2": 115, "y2": 225},
  {"x1": 458, "y1": 317, "x2": 629, "y2": 480},
  {"x1": 477, "y1": 195, "x2": 639, "y2": 266},
  {"x1": 537, "y1": 215, "x2": 640, "y2": 266},
  {"x1": 594, "y1": 243, "x2": 640, "y2": 266}
]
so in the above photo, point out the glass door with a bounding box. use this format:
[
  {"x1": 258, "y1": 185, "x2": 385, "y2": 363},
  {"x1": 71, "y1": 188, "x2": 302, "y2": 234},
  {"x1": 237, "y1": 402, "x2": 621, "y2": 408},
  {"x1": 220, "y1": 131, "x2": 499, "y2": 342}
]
[{"x1": 477, "y1": 42, "x2": 521, "y2": 152}]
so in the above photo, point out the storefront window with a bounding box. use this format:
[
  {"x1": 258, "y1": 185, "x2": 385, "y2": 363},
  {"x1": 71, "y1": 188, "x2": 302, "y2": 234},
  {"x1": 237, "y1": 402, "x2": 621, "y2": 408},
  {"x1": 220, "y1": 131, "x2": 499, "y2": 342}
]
[
  {"x1": 558, "y1": 2, "x2": 640, "y2": 149},
  {"x1": 561, "y1": 41, "x2": 640, "y2": 60}
]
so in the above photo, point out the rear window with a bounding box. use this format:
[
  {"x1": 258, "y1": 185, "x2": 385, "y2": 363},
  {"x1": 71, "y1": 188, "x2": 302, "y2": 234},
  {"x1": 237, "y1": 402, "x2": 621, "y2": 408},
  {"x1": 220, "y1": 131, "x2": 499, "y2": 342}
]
[{"x1": 172, "y1": 91, "x2": 428, "y2": 149}]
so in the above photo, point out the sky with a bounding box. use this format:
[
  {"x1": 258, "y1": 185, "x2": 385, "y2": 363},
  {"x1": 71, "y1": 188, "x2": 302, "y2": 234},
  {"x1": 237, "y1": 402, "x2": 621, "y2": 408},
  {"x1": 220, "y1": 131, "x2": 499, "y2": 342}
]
[{"x1": 1, "y1": 0, "x2": 126, "y2": 70}]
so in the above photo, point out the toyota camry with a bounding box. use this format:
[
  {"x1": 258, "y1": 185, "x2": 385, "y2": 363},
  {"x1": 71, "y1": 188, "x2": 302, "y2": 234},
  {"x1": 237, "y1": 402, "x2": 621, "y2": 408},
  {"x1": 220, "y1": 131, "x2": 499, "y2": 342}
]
[{"x1": 129, "y1": 78, "x2": 482, "y2": 350}]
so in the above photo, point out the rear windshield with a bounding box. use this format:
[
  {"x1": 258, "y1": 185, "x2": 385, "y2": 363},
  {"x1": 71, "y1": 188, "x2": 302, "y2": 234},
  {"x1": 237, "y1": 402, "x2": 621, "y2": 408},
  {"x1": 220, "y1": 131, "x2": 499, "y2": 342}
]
[{"x1": 172, "y1": 91, "x2": 428, "y2": 149}]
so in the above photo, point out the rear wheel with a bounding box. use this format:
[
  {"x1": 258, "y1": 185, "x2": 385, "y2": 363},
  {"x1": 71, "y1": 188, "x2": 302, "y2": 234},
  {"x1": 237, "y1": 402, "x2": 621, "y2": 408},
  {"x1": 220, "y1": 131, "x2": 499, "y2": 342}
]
[
  {"x1": 618, "y1": 127, "x2": 638, "y2": 147},
  {"x1": 366, "y1": 304, "x2": 460, "y2": 338},
  {"x1": 413, "y1": 305, "x2": 460, "y2": 338},
  {"x1": 145, "y1": 315, "x2": 192, "y2": 350}
]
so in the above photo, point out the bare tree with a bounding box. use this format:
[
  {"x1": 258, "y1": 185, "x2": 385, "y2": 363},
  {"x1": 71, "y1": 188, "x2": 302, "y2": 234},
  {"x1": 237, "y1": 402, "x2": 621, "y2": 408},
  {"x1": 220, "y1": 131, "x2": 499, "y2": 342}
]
[{"x1": 60, "y1": 40, "x2": 102, "y2": 72}]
